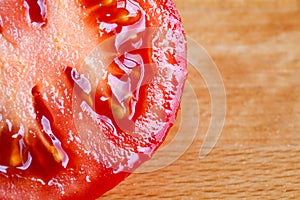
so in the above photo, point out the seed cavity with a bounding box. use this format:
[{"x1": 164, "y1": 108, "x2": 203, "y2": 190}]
[
  {"x1": 64, "y1": 66, "x2": 94, "y2": 107},
  {"x1": 83, "y1": 0, "x2": 115, "y2": 8},
  {"x1": 81, "y1": 0, "x2": 142, "y2": 28},
  {"x1": 31, "y1": 85, "x2": 69, "y2": 168},
  {"x1": 0, "y1": 122, "x2": 29, "y2": 169},
  {"x1": 0, "y1": 15, "x2": 3, "y2": 34},
  {"x1": 24, "y1": 0, "x2": 47, "y2": 28},
  {"x1": 39, "y1": 115, "x2": 69, "y2": 167},
  {"x1": 65, "y1": 66, "x2": 92, "y2": 94}
]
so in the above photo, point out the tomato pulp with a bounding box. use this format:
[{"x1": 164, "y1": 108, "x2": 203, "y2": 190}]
[{"x1": 0, "y1": 0, "x2": 187, "y2": 199}]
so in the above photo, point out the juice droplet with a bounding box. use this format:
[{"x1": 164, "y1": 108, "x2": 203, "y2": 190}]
[{"x1": 24, "y1": 0, "x2": 47, "y2": 28}]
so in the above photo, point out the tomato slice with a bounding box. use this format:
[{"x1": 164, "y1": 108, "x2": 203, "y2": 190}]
[{"x1": 0, "y1": 0, "x2": 187, "y2": 199}]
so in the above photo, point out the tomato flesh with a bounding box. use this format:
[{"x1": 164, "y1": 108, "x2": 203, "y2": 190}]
[{"x1": 0, "y1": 0, "x2": 187, "y2": 199}]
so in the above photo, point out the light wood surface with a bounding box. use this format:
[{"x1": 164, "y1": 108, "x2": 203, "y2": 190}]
[{"x1": 102, "y1": 1, "x2": 300, "y2": 199}]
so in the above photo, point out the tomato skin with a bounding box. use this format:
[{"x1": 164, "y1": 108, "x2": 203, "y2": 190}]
[{"x1": 0, "y1": 0, "x2": 186, "y2": 199}]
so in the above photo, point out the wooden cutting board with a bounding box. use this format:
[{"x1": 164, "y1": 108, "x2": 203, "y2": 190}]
[{"x1": 102, "y1": 1, "x2": 300, "y2": 199}]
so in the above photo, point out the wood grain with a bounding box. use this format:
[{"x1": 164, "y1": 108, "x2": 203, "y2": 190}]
[{"x1": 101, "y1": 1, "x2": 300, "y2": 199}]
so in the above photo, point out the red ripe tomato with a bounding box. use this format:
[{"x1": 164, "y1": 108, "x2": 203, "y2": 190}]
[{"x1": 0, "y1": 0, "x2": 187, "y2": 199}]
